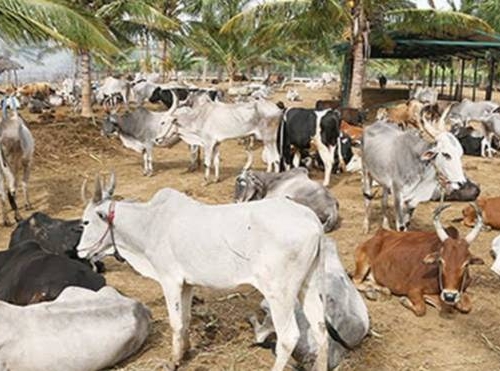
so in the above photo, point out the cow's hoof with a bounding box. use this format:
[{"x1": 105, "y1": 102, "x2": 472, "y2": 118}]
[
  {"x1": 25, "y1": 203, "x2": 33, "y2": 211},
  {"x1": 187, "y1": 165, "x2": 197, "y2": 173},
  {"x1": 143, "y1": 171, "x2": 153, "y2": 177},
  {"x1": 3, "y1": 219, "x2": 12, "y2": 227},
  {"x1": 365, "y1": 288, "x2": 379, "y2": 301},
  {"x1": 14, "y1": 214, "x2": 22, "y2": 223}
]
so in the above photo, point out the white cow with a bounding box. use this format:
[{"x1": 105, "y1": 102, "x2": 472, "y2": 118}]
[
  {"x1": 77, "y1": 175, "x2": 337, "y2": 371},
  {"x1": 96, "y1": 76, "x2": 130, "y2": 106},
  {"x1": 491, "y1": 235, "x2": 500, "y2": 276},
  {"x1": 155, "y1": 97, "x2": 283, "y2": 182},
  {"x1": 0, "y1": 286, "x2": 151, "y2": 371}
]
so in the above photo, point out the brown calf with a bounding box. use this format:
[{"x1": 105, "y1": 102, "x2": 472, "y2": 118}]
[
  {"x1": 462, "y1": 197, "x2": 500, "y2": 229},
  {"x1": 18, "y1": 82, "x2": 54, "y2": 100},
  {"x1": 340, "y1": 121, "x2": 363, "y2": 142},
  {"x1": 352, "y1": 204, "x2": 484, "y2": 316}
]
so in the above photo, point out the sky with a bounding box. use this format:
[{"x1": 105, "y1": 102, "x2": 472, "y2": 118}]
[{"x1": 414, "y1": 0, "x2": 459, "y2": 10}]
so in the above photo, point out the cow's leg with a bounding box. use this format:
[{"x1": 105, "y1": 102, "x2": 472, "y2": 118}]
[
  {"x1": 488, "y1": 133, "x2": 495, "y2": 158},
  {"x1": 162, "y1": 281, "x2": 191, "y2": 367},
  {"x1": 21, "y1": 159, "x2": 32, "y2": 210},
  {"x1": 292, "y1": 151, "x2": 301, "y2": 168},
  {"x1": 300, "y1": 278, "x2": 328, "y2": 371},
  {"x1": 248, "y1": 311, "x2": 275, "y2": 344},
  {"x1": 381, "y1": 188, "x2": 390, "y2": 229},
  {"x1": 481, "y1": 136, "x2": 489, "y2": 158},
  {"x1": 400, "y1": 289, "x2": 426, "y2": 316},
  {"x1": 0, "y1": 176, "x2": 11, "y2": 226},
  {"x1": 2, "y1": 162, "x2": 20, "y2": 222},
  {"x1": 393, "y1": 186, "x2": 406, "y2": 232},
  {"x1": 316, "y1": 141, "x2": 333, "y2": 187},
  {"x1": 147, "y1": 148, "x2": 154, "y2": 176},
  {"x1": 188, "y1": 145, "x2": 199, "y2": 172},
  {"x1": 362, "y1": 170, "x2": 373, "y2": 234},
  {"x1": 141, "y1": 149, "x2": 149, "y2": 176},
  {"x1": 423, "y1": 294, "x2": 442, "y2": 311},
  {"x1": 203, "y1": 143, "x2": 215, "y2": 185},
  {"x1": 266, "y1": 295, "x2": 300, "y2": 371},
  {"x1": 454, "y1": 292, "x2": 472, "y2": 313},
  {"x1": 213, "y1": 143, "x2": 221, "y2": 183}
]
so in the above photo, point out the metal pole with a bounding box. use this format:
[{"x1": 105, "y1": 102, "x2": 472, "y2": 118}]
[
  {"x1": 459, "y1": 58, "x2": 465, "y2": 100},
  {"x1": 440, "y1": 65, "x2": 445, "y2": 95},
  {"x1": 486, "y1": 58, "x2": 495, "y2": 101},
  {"x1": 449, "y1": 60, "x2": 454, "y2": 98},
  {"x1": 472, "y1": 58, "x2": 478, "y2": 101},
  {"x1": 428, "y1": 61, "x2": 433, "y2": 87},
  {"x1": 434, "y1": 63, "x2": 438, "y2": 87}
]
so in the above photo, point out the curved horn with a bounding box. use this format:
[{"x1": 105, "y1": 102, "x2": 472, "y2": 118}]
[
  {"x1": 81, "y1": 178, "x2": 90, "y2": 204},
  {"x1": 167, "y1": 90, "x2": 178, "y2": 115},
  {"x1": 420, "y1": 105, "x2": 438, "y2": 140},
  {"x1": 436, "y1": 103, "x2": 454, "y2": 133},
  {"x1": 465, "y1": 202, "x2": 483, "y2": 244},
  {"x1": 92, "y1": 174, "x2": 103, "y2": 203},
  {"x1": 433, "y1": 204, "x2": 451, "y2": 242},
  {"x1": 104, "y1": 170, "x2": 116, "y2": 199}
]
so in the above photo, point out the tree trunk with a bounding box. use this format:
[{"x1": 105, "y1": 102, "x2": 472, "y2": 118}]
[
  {"x1": 290, "y1": 63, "x2": 296, "y2": 82},
  {"x1": 161, "y1": 40, "x2": 168, "y2": 83},
  {"x1": 80, "y1": 50, "x2": 93, "y2": 118},
  {"x1": 347, "y1": 0, "x2": 367, "y2": 109},
  {"x1": 202, "y1": 59, "x2": 208, "y2": 82}
]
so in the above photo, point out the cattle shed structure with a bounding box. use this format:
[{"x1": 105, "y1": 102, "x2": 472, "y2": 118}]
[
  {"x1": 338, "y1": 11, "x2": 500, "y2": 106},
  {"x1": 0, "y1": 56, "x2": 22, "y2": 86}
]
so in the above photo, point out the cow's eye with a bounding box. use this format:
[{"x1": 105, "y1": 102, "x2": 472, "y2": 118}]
[
  {"x1": 83, "y1": 221, "x2": 89, "y2": 226},
  {"x1": 96, "y1": 211, "x2": 107, "y2": 221},
  {"x1": 442, "y1": 152, "x2": 451, "y2": 160}
]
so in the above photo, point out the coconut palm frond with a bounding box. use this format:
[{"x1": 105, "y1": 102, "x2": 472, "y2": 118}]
[{"x1": 0, "y1": 0, "x2": 120, "y2": 55}]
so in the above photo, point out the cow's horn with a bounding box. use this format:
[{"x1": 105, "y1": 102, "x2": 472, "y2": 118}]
[
  {"x1": 104, "y1": 170, "x2": 116, "y2": 199},
  {"x1": 93, "y1": 174, "x2": 103, "y2": 203},
  {"x1": 81, "y1": 178, "x2": 90, "y2": 203},
  {"x1": 167, "y1": 91, "x2": 178, "y2": 115},
  {"x1": 465, "y1": 202, "x2": 483, "y2": 244},
  {"x1": 420, "y1": 105, "x2": 438, "y2": 140},
  {"x1": 433, "y1": 204, "x2": 451, "y2": 242},
  {"x1": 436, "y1": 103, "x2": 454, "y2": 133}
]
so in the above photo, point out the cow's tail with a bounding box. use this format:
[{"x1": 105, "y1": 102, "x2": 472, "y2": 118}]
[{"x1": 277, "y1": 110, "x2": 290, "y2": 171}]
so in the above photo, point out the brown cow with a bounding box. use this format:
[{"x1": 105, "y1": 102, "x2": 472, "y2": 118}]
[
  {"x1": 376, "y1": 99, "x2": 439, "y2": 131},
  {"x1": 315, "y1": 99, "x2": 340, "y2": 111},
  {"x1": 352, "y1": 204, "x2": 484, "y2": 316},
  {"x1": 18, "y1": 82, "x2": 54, "y2": 100},
  {"x1": 462, "y1": 197, "x2": 500, "y2": 229},
  {"x1": 340, "y1": 121, "x2": 363, "y2": 142}
]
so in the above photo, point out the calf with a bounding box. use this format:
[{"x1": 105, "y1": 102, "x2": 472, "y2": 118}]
[
  {"x1": 0, "y1": 241, "x2": 105, "y2": 305},
  {"x1": 353, "y1": 204, "x2": 484, "y2": 316},
  {"x1": 462, "y1": 197, "x2": 500, "y2": 229},
  {"x1": 278, "y1": 108, "x2": 341, "y2": 186},
  {"x1": 235, "y1": 168, "x2": 339, "y2": 232},
  {"x1": 0, "y1": 286, "x2": 150, "y2": 371},
  {"x1": 249, "y1": 238, "x2": 369, "y2": 369},
  {"x1": 0, "y1": 96, "x2": 35, "y2": 224},
  {"x1": 340, "y1": 120, "x2": 363, "y2": 142},
  {"x1": 378, "y1": 99, "x2": 432, "y2": 131},
  {"x1": 18, "y1": 82, "x2": 54, "y2": 100}
]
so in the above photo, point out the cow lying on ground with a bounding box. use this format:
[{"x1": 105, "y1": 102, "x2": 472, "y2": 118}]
[
  {"x1": 9, "y1": 211, "x2": 106, "y2": 272},
  {"x1": 462, "y1": 197, "x2": 500, "y2": 229},
  {"x1": 0, "y1": 240, "x2": 105, "y2": 305},
  {"x1": 249, "y1": 238, "x2": 369, "y2": 370},
  {"x1": 0, "y1": 96, "x2": 35, "y2": 225},
  {"x1": 353, "y1": 204, "x2": 483, "y2": 316},
  {"x1": 278, "y1": 108, "x2": 341, "y2": 186},
  {"x1": 430, "y1": 178, "x2": 480, "y2": 202},
  {"x1": 18, "y1": 82, "x2": 54, "y2": 100},
  {"x1": 0, "y1": 286, "x2": 150, "y2": 371},
  {"x1": 234, "y1": 168, "x2": 339, "y2": 232},
  {"x1": 450, "y1": 124, "x2": 485, "y2": 156}
]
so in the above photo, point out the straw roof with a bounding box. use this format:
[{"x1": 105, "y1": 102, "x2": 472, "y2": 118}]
[{"x1": 0, "y1": 56, "x2": 23, "y2": 74}]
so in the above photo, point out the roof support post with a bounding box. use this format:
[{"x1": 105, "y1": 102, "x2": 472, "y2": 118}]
[
  {"x1": 341, "y1": 52, "x2": 353, "y2": 107},
  {"x1": 486, "y1": 57, "x2": 495, "y2": 101},
  {"x1": 449, "y1": 60, "x2": 454, "y2": 98},
  {"x1": 433, "y1": 63, "x2": 438, "y2": 87},
  {"x1": 459, "y1": 58, "x2": 465, "y2": 101},
  {"x1": 427, "y1": 60, "x2": 433, "y2": 87},
  {"x1": 440, "y1": 65, "x2": 445, "y2": 95},
  {"x1": 472, "y1": 57, "x2": 478, "y2": 101}
]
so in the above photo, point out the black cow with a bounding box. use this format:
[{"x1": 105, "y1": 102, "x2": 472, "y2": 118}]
[
  {"x1": 278, "y1": 108, "x2": 341, "y2": 186},
  {"x1": 0, "y1": 241, "x2": 105, "y2": 305},
  {"x1": 450, "y1": 125, "x2": 483, "y2": 156},
  {"x1": 431, "y1": 178, "x2": 480, "y2": 202},
  {"x1": 379, "y1": 75, "x2": 387, "y2": 89},
  {"x1": 9, "y1": 212, "x2": 105, "y2": 272}
]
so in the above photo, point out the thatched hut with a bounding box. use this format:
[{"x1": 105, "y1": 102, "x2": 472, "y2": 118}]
[{"x1": 0, "y1": 56, "x2": 23, "y2": 86}]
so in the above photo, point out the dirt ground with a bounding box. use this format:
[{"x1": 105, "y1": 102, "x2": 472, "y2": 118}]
[{"x1": 3, "y1": 84, "x2": 500, "y2": 371}]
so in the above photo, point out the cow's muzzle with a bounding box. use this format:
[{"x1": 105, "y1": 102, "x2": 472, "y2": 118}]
[{"x1": 441, "y1": 290, "x2": 460, "y2": 304}]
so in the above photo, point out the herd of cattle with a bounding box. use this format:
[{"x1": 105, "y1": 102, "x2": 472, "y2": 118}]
[{"x1": 1, "y1": 76, "x2": 500, "y2": 370}]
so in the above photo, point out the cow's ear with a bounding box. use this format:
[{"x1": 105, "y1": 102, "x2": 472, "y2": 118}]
[
  {"x1": 423, "y1": 252, "x2": 439, "y2": 264},
  {"x1": 470, "y1": 256, "x2": 485, "y2": 265},
  {"x1": 421, "y1": 150, "x2": 437, "y2": 162}
]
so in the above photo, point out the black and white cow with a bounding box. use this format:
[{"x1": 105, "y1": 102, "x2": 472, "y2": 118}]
[
  {"x1": 149, "y1": 87, "x2": 221, "y2": 108},
  {"x1": 278, "y1": 108, "x2": 341, "y2": 186},
  {"x1": 0, "y1": 241, "x2": 105, "y2": 305},
  {"x1": 450, "y1": 124, "x2": 484, "y2": 157}
]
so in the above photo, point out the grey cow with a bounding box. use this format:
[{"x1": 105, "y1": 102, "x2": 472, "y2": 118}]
[
  {"x1": 362, "y1": 107, "x2": 467, "y2": 232},
  {"x1": 235, "y1": 167, "x2": 339, "y2": 232},
  {"x1": 102, "y1": 101, "x2": 180, "y2": 176},
  {"x1": 448, "y1": 99, "x2": 498, "y2": 127},
  {"x1": 0, "y1": 286, "x2": 150, "y2": 371},
  {"x1": 249, "y1": 238, "x2": 369, "y2": 370},
  {"x1": 0, "y1": 96, "x2": 35, "y2": 225}
]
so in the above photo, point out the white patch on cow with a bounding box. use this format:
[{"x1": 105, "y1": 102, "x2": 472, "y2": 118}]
[{"x1": 491, "y1": 235, "x2": 500, "y2": 276}]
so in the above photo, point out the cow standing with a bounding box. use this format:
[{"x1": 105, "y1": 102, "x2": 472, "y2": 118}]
[
  {"x1": 278, "y1": 108, "x2": 341, "y2": 186},
  {"x1": 0, "y1": 97, "x2": 35, "y2": 225},
  {"x1": 353, "y1": 205, "x2": 484, "y2": 316},
  {"x1": 362, "y1": 105, "x2": 466, "y2": 232}
]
